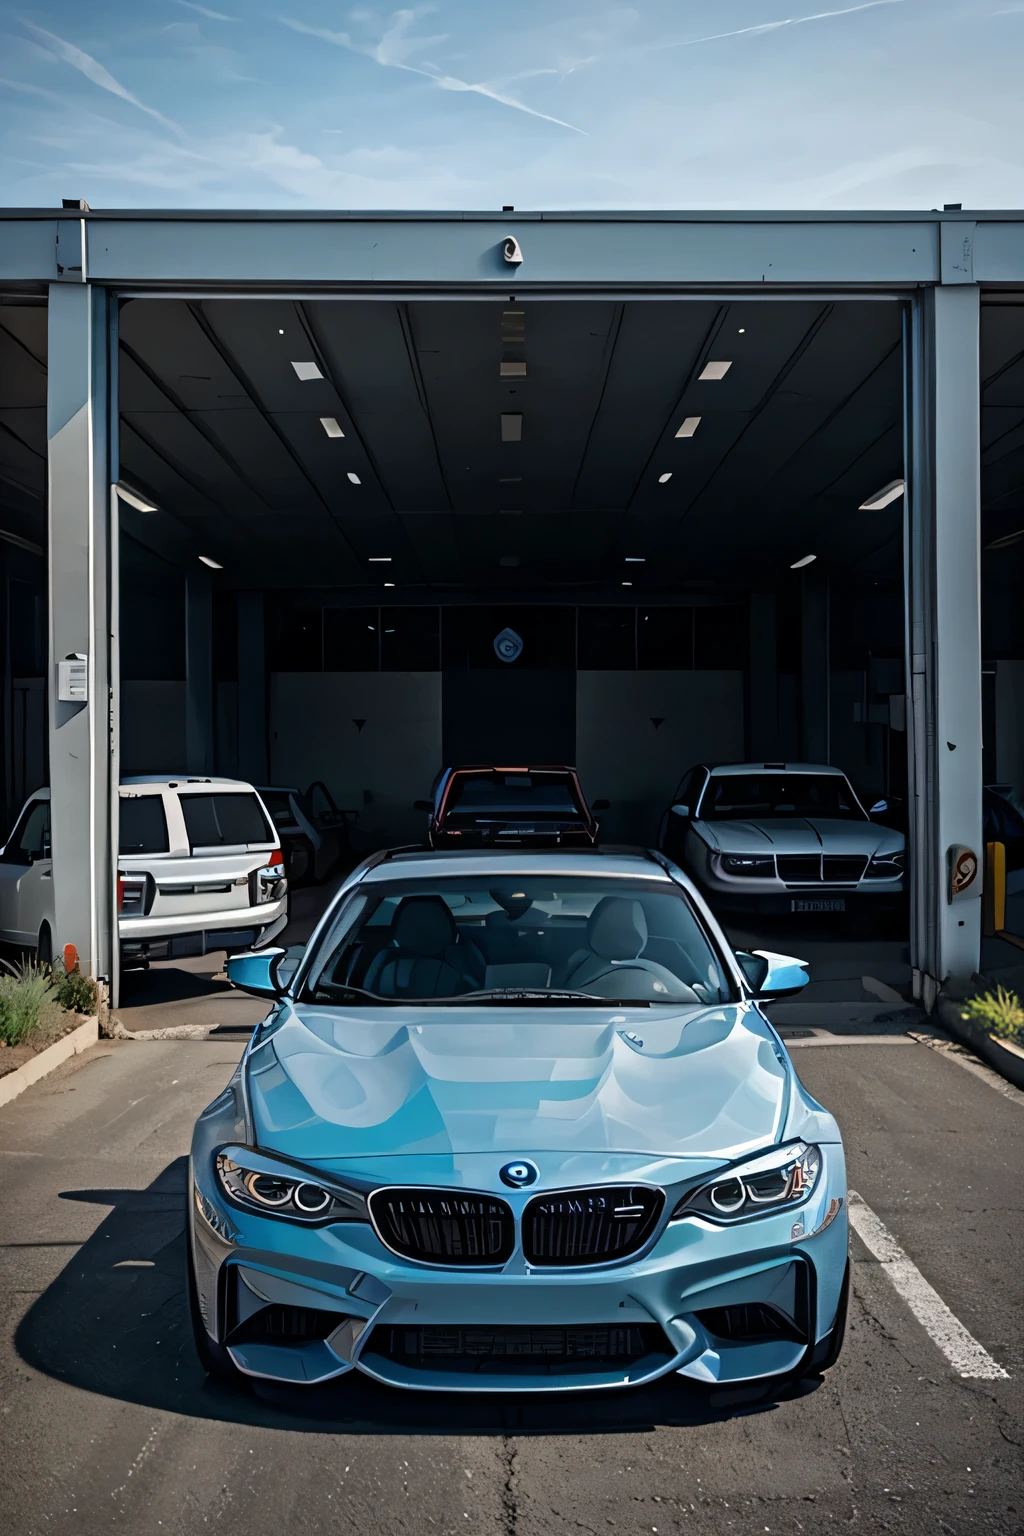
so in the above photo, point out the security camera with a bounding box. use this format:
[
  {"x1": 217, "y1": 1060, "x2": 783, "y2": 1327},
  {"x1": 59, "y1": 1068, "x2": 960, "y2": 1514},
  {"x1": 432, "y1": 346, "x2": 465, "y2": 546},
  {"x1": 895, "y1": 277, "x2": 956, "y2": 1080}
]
[{"x1": 503, "y1": 236, "x2": 523, "y2": 265}]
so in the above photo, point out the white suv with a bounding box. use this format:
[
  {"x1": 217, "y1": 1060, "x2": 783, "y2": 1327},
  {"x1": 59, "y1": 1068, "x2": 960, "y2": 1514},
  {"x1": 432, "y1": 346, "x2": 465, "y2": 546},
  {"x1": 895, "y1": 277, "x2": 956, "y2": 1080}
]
[{"x1": 0, "y1": 776, "x2": 288, "y2": 967}]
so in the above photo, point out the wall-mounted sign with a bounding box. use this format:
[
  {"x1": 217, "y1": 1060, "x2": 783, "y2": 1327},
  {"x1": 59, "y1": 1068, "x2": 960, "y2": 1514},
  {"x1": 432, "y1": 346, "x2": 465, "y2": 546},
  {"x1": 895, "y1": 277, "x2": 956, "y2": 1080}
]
[
  {"x1": 493, "y1": 627, "x2": 524, "y2": 664},
  {"x1": 57, "y1": 653, "x2": 88, "y2": 703},
  {"x1": 948, "y1": 844, "x2": 979, "y2": 903}
]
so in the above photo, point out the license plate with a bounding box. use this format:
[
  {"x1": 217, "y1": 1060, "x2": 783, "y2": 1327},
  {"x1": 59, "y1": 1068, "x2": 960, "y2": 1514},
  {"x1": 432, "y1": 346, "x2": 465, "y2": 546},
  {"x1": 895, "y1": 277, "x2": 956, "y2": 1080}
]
[{"x1": 792, "y1": 898, "x2": 846, "y2": 913}]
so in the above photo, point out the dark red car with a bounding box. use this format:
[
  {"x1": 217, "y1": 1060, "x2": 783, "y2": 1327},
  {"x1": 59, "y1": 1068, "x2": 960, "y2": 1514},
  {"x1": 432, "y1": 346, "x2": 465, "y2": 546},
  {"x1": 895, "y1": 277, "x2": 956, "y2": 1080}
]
[{"x1": 414, "y1": 766, "x2": 608, "y2": 849}]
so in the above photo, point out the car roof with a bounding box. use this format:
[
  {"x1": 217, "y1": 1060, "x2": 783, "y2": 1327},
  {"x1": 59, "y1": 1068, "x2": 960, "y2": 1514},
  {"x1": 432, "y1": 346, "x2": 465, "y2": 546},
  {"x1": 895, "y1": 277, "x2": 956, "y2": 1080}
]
[
  {"x1": 704, "y1": 761, "x2": 847, "y2": 777},
  {"x1": 442, "y1": 764, "x2": 578, "y2": 775},
  {"x1": 255, "y1": 785, "x2": 300, "y2": 795},
  {"x1": 360, "y1": 848, "x2": 670, "y2": 884},
  {"x1": 119, "y1": 775, "x2": 258, "y2": 789}
]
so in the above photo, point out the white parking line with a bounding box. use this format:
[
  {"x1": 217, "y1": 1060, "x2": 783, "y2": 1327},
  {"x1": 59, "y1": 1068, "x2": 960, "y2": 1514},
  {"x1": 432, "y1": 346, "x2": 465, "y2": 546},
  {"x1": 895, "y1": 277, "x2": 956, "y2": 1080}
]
[{"x1": 848, "y1": 1191, "x2": 1008, "y2": 1380}]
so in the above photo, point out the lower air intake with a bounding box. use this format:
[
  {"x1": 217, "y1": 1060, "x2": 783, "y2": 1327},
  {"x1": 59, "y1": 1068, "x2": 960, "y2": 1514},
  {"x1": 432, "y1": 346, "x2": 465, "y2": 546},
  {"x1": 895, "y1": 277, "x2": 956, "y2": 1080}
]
[
  {"x1": 368, "y1": 1187, "x2": 515, "y2": 1266},
  {"x1": 696, "y1": 1302, "x2": 807, "y2": 1345},
  {"x1": 522, "y1": 1185, "x2": 664, "y2": 1266},
  {"x1": 368, "y1": 1323, "x2": 671, "y2": 1374}
]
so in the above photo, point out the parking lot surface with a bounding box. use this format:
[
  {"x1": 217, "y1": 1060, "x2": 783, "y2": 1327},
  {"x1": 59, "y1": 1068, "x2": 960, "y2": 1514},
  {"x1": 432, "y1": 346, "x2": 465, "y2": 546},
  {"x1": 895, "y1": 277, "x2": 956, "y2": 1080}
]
[{"x1": 1, "y1": 987, "x2": 1021, "y2": 1536}]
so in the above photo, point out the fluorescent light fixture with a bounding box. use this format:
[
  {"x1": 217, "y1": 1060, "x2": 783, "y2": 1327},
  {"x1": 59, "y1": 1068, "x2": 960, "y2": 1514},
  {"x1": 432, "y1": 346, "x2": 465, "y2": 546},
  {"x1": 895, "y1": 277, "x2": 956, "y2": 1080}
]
[
  {"x1": 368, "y1": 556, "x2": 391, "y2": 562},
  {"x1": 859, "y1": 478, "x2": 905, "y2": 511},
  {"x1": 790, "y1": 553, "x2": 817, "y2": 569},
  {"x1": 658, "y1": 472, "x2": 673, "y2": 484},
  {"x1": 625, "y1": 557, "x2": 645, "y2": 563},
  {"x1": 675, "y1": 417, "x2": 701, "y2": 438},
  {"x1": 738, "y1": 328, "x2": 746, "y2": 334},
  {"x1": 499, "y1": 476, "x2": 522, "y2": 483},
  {"x1": 699, "y1": 361, "x2": 732, "y2": 381},
  {"x1": 320, "y1": 417, "x2": 344, "y2": 438},
  {"x1": 500, "y1": 361, "x2": 527, "y2": 378},
  {"x1": 347, "y1": 472, "x2": 361, "y2": 485},
  {"x1": 622, "y1": 581, "x2": 632, "y2": 587},
  {"x1": 291, "y1": 360, "x2": 323, "y2": 381},
  {"x1": 501, "y1": 413, "x2": 523, "y2": 442},
  {"x1": 198, "y1": 555, "x2": 223, "y2": 570},
  {"x1": 116, "y1": 483, "x2": 158, "y2": 513},
  {"x1": 986, "y1": 528, "x2": 1024, "y2": 550},
  {"x1": 384, "y1": 582, "x2": 395, "y2": 587}
]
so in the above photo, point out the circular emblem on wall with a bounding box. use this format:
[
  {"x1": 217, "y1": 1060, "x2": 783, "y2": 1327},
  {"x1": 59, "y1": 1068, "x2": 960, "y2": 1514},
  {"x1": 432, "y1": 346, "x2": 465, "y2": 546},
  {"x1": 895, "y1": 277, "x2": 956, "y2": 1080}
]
[
  {"x1": 499, "y1": 1159, "x2": 539, "y2": 1188},
  {"x1": 493, "y1": 627, "x2": 524, "y2": 664}
]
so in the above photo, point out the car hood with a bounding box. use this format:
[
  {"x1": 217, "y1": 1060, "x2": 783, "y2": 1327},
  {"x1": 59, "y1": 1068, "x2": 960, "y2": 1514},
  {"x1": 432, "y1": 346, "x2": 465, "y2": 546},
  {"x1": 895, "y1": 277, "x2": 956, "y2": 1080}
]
[
  {"x1": 696, "y1": 817, "x2": 903, "y2": 856},
  {"x1": 246, "y1": 1003, "x2": 788, "y2": 1166}
]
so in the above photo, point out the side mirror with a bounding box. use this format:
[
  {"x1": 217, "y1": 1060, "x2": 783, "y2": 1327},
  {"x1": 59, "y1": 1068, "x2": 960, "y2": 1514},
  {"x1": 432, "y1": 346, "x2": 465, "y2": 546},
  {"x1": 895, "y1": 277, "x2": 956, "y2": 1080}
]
[
  {"x1": 870, "y1": 796, "x2": 902, "y2": 816},
  {"x1": 413, "y1": 799, "x2": 433, "y2": 813},
  {"x1": 226, "y1": 946, "x2": 288, "y2": 1000},
  {"x1": 735, "y1": 948, "x2": 809, "y2": 1000},
  {"x1": 591, "y1": 798, "x2": 610, "y2": 812},
  {"x1": 671, "y1": 803, "x2": 690, "y2": 819}
]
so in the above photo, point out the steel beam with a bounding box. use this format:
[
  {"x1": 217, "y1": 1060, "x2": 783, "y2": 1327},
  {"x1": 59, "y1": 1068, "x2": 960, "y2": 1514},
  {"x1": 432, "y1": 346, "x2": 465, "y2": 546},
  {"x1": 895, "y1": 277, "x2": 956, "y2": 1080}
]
[
  {"x1": 904, "y1": 286, "x2": 983, "y2": 1003},
  {"x1": 46, "y1": 283, "x2": 117, "y2": 985}
]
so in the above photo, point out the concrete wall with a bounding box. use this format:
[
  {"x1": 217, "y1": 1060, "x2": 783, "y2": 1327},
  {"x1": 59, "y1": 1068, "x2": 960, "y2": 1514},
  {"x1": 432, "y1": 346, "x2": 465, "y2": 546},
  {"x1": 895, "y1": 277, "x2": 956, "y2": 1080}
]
[
  {"x1": 120, "y1": 681, "x2": 186, "y2": 775},
  {"x1": 269, "y1": 672, "x2": 442, "y2": 845},
  {"x1": 576, "y1": 671, "x2": 745, "y2": 844}
]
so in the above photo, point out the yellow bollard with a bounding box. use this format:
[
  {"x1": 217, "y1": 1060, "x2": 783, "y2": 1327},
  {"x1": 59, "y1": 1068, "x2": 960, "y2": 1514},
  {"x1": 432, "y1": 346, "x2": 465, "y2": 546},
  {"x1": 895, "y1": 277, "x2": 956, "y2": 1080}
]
[{"x1": 984, "y1": 841, "x2": 1006, "y2": 937}]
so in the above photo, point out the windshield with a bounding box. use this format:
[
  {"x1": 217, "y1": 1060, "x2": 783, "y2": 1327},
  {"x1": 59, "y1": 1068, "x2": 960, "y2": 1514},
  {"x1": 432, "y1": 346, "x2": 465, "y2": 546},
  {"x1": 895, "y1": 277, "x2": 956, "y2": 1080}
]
[
  {"x1": 699, "y1": 773, "x2": 866, "y2": 822},
  {"x1": 302, "y1": 875, "x2": 730, "y2": 1007},
  {"x1": 442, "y1": 772, "x2": 585, "y2": 826}
]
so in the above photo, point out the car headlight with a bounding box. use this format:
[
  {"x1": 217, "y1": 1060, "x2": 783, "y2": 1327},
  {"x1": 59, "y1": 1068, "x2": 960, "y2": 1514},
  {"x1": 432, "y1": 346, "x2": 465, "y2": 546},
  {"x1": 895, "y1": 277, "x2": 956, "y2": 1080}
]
[
  {"x1": 215, "y1": 1151, "x2": 368, "y2": 1224},
  {"x1": 865, "y1": 852, "x2": 904, "y2": 878},
  {"x1": 720, "y1": 854, "x2": 775, "y2": 877},
  {"x1": 671, "y1": 1142, "x2": 821, "y2": 1224}
]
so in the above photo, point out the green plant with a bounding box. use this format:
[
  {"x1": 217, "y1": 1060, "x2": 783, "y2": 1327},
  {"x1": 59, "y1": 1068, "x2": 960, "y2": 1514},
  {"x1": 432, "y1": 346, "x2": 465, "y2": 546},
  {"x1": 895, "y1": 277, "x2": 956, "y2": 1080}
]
[
  {"x1": 961, "y1": 984, "x2": 1024, "y2": 1043},
  {"x1": 50, "y1": 962, "x2": 99, "y2": 1016},
  {"x1": 0, "y1": 959, "x2": 53, "y2": 1047}
]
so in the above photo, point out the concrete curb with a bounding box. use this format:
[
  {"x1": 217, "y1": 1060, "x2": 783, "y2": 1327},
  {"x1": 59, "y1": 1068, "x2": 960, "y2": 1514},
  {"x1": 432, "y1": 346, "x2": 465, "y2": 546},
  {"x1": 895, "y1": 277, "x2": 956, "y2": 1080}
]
[
  {"x1": 935, "y1": 992, "x2": 1024, "y2": 1092},
  {"x1": 0, "y1": 1015, "x2": 100, "y2": 1109},
  {"x1": 108, "y1": 1020, "x2": 217, "y2": 1041}
]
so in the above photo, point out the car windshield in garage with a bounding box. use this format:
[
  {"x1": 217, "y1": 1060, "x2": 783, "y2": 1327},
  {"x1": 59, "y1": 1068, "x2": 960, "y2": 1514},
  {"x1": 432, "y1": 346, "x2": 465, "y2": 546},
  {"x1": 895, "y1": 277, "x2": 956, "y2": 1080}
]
[
  {"x1": 304, "y1": 875, "x2": 730, "y2": 1006},
  {"x1": 443, "y1": 772, "x2": 583, "y2": 824},
  {"x1": 180, "y1": 793, "x2": 273, "y2": 850},
  {"x1": 700, "y1": 773, "x2": 866, "y2": 822}
]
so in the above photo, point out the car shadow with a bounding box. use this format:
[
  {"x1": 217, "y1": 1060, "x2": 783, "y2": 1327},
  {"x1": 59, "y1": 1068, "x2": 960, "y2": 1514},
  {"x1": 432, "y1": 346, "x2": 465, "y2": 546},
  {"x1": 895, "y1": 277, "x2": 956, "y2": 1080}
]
[{"x1": 16, "y1": 1158, "x2": 822, "y2": 1437}]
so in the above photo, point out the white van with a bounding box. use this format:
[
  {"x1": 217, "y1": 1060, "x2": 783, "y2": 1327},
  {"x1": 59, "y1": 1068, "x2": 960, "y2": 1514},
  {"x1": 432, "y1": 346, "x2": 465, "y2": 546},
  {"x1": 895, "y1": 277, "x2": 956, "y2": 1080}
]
[{"x1": 0, "y1": 776, "x2": 288, "y2": 966}]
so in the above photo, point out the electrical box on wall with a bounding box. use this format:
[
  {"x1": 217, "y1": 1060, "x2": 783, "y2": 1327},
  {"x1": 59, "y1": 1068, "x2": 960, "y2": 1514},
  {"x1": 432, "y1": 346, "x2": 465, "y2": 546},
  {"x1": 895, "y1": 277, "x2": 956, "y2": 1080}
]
[{"x1": 57, "y1": 653, "x2": 88, "y2": 702}]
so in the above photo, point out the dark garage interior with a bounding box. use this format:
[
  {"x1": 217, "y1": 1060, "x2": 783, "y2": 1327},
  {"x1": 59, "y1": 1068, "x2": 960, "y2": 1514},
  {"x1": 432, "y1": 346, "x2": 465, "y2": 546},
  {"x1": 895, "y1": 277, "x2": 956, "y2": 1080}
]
[{"x1": 3, "y1": 291, "x2": 1024, "y2": 949}]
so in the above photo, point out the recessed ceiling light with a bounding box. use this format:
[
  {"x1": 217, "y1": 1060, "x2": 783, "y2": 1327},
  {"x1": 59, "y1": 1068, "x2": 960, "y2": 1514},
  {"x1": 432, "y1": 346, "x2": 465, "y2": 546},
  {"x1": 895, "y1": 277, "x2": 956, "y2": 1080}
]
[
  {"x1": 291, "y1": 360, "x2": 323, "y2": 381},
  {"x1": 278, "y1": 328, "x2": 284, "y2": 335},
  {"x1": 859, "y1": 478, "x2": 905, "y2": 510},
  {"x1": 738, "y1": 328, "x2": 746, "y2": 334},
  {"x1": 790, "y1": 554, "x2": 817, "y2": 569},
  {"x1": 368, "y1": 556, "x2": 391, "y2": 562},
  {"x1": 347, "y1": 472, "x2": 361, "y2": 485},
  {"x1": 499, "y1": 476, "x2": 522, "y2": 483},
  {"x1": 116, "y1": 483, "x2": 158, "y2": 513},
  {"x1": 320, "y1": 417, "x2": 344, "y2": 438},
  {"x1": 384, "y1": 582, "x2": 395, "y2": 587},
  {"x1": 699, "y1": 361, "x2": 732, "y2": 381},
  {"x1": 625, "y1": 557, "x2": 645, "y2": 562},
  {"x1": 198, "y1": 555, "x2": 223, "y2": 570},
  {"x1": 500, "y1": 361, "x2": 527, "y2": 378},
  {"x1": 658, "y1": 472, "x2": 673, "y2": 483},
  {"x1": 501, "y1": 413, "x2": 523, "y2": 442},
  {"x1": 675, "y1": 417, "x2": 701, "y2": 438},
  {"x1": 622, "y1": 581, "x2": 632, "y2": 587}
]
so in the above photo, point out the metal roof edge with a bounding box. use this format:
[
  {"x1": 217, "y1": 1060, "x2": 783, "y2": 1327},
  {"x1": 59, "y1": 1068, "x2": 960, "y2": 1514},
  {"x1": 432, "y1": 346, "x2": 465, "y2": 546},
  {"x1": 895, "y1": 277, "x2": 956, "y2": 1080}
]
[{"x1": 1, "y1": 207, "x2": 1022, "y2": 223}]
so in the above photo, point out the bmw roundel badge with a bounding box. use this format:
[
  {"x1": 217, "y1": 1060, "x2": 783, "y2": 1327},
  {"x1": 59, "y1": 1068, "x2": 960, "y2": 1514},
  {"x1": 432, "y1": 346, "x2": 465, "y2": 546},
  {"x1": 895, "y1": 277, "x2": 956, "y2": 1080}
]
[{"x1": 499, "y1": 1159, "x2": 539, "y2": 1188}]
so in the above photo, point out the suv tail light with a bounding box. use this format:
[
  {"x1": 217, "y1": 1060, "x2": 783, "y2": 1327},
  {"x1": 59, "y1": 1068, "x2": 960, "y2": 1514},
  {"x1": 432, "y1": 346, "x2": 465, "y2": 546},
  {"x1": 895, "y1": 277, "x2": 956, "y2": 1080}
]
[
  {"x1": 117, "y1": 874, "x2": 150, "y2": 916},
  {"x1": 250, "y1": 849, "x2": 287, "y2": 905}
]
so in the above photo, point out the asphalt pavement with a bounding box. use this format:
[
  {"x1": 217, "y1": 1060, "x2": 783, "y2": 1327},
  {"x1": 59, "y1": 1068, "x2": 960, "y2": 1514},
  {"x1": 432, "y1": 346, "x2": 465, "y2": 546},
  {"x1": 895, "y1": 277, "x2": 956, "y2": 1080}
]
[{"x1": 1, "y1": 996, "x2": 1021, "y2": 1536}]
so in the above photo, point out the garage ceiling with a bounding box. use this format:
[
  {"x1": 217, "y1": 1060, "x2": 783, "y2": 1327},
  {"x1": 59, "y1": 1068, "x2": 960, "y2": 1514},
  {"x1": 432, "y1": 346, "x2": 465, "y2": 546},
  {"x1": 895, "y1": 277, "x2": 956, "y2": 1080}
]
[{"x1": 2, "y1": 297, "x2": 1023, "y2": 596}]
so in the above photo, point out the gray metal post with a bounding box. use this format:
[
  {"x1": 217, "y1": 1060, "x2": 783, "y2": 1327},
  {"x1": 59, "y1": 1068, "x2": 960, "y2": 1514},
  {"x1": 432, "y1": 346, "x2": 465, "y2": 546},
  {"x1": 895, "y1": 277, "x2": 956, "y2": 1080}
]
[
  {"x1": 236, "y1": 591, "x2": 268, "y2": 784},
  {"x1": 800, "y1": 572, "x2": 830, "y2": 763},
  {"x1": 185, "y1": 570, "x2": 214, "y2": 775},
  {"x1": 905, "y1": 285, "x2": 983, "y2": 1003},
  {"x1": 46, "y1": 283, "x2": 116, "y2": 984},
  {"x1": 748, "y1": 594, "x2": 779, "y2": 761}
]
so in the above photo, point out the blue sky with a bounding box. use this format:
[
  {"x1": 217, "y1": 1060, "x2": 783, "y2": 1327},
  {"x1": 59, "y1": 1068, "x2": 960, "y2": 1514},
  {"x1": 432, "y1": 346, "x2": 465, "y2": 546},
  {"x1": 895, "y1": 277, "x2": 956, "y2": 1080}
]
[{"x1": 0, "y1": 1, "x2": 1021, "y2": 209}]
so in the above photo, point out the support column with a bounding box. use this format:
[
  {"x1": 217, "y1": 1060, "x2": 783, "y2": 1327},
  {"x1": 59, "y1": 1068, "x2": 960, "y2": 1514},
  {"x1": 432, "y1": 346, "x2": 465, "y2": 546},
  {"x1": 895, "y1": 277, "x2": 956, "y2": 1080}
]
[
  {"x1": 905, "y1": 285, "x2": 983, "y2": 1002},
  {"x1": 46, "y1": 283, "x2": 116, "y2": 984},
  {"x1": 800, "y1": 571, "x2": 830, "y2": 763},
  {"x1": 185, "y1": 570, "x2": 214, "y2": 775},
  {"x1": 748, "y1": 593, "x2": 779, "y2": 761},
  {"x1": 236, "y1": 591, "x2": 267, "y2": 784}
]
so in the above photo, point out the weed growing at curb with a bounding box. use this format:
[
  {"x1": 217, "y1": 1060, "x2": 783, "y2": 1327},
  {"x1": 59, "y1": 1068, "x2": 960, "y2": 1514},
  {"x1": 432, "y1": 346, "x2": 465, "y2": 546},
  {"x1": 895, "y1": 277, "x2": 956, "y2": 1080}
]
[
  {"x1": 962, "y1": 984, "x2": 1024, "y2": 1044},
  {"x1": 0, "y1": 960, "x2": 53, "y2": 1046}
]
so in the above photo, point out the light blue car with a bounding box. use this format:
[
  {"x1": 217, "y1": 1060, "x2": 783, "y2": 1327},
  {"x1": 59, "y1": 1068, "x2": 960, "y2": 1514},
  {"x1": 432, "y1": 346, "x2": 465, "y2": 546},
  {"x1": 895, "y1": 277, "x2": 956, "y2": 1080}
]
[{"x1": 188, "y1": 848, "x2": 849, "y2": 1395}]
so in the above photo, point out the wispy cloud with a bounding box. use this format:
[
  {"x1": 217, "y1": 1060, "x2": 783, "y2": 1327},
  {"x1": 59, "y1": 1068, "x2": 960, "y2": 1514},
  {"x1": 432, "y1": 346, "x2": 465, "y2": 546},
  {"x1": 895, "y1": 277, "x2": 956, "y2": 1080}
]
[
  {"x1": 21, "y1": 21, "x2": 185, "y2": 135},
  {"x1": 657, "y1": 0, "x2": 904, "y2": 53},
  {"x1": 176, "y1": 0, "x2": 238, "y2": 18},
  {"x1": 281, "y1": 10, "x2": 586, "y2": 133}
]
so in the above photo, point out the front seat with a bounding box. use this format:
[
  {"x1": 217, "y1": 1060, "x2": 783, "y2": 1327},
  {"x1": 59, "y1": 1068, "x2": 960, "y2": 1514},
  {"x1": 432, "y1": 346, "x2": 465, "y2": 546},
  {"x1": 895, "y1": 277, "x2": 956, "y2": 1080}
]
[
  {"x1": 559, "y1": 897, "x2": 696, "y2": 1000},
  {"x1": 363, "y1": 896, "x2": 479, "y2": 999}
]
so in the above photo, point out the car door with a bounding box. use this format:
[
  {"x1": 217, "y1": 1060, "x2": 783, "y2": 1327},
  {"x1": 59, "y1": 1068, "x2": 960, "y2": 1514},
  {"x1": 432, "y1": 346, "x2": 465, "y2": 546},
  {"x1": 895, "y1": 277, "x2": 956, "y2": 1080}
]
[
  {"x1": 661, "y1": 767, "x2": 706, "y2": 861},
  {"x1": 0, "y1": 797, "x2": 53, "y2": 948}
]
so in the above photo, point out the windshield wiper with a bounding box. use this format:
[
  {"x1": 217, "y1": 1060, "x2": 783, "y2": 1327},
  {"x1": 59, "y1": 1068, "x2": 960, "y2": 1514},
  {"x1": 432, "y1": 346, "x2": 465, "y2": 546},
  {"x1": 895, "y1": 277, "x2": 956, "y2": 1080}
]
[{"x1": 446, "y1": 988, "x2": 649, "y2": 1005}]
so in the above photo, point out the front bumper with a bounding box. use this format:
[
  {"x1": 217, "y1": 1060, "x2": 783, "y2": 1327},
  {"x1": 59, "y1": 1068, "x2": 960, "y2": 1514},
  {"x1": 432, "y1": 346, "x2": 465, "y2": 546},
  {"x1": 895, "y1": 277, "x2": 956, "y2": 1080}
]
[
  {"x1": 120, "y1": 898, "x2": 288, "y2": 960},
  {"x1": 189, "y1": 1147, "x2": 848, "y2": 1394}
]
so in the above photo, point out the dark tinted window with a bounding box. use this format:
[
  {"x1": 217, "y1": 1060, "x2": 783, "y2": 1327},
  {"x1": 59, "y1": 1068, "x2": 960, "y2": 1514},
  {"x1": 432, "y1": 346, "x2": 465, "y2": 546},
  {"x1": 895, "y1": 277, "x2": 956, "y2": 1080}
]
[
  {"x1": 444, "y1": 772, "x2": 581, "y2": 821},
  {"x1": 119, "y1": 794, "x2": 169, "y2": 854},
  {"x1": 181, "y1": 793, "x2": 273, "y2": 849},
  {"x1": 442, "y1": 607, "x2": 575, "y2": 670},
  {"x1": 269, "y1": 609, "x2": 323, "y2": 671},
  {"x1": 694, "y1": 605, "x2": 747, "y2": 670},
  {"x1": 577, "y1": 608, "x2": 635, "y2": 669},
  {"x1": 638, "y1": 608, "x2": 694, "y2": 669},
  {"x1": 381, "y1": 608, "x2": 440, "y2": 670},
  {"x1": 259, "y1": 792, "x2": 298, "y2": 829},
  {"x1": 701, "y1": 773, "x2": 866, "y2": 822},
  {"x1": 1, "y1": 800, "x2": 50, "y2": 865},
  {"x1": 323, "y1": 608, "x2": 380, "y2": 670}
]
